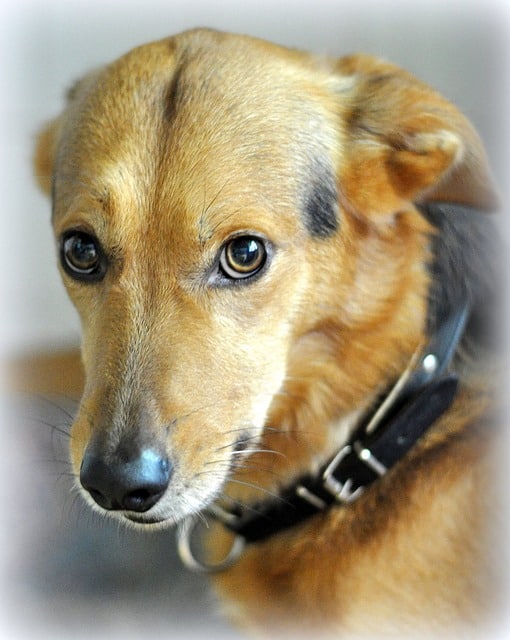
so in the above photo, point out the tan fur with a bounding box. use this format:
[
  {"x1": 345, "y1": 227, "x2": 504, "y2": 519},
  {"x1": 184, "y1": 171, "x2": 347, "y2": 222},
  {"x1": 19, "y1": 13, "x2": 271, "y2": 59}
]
[{"x1": 34, "y1": 29, "x2": 500, "y2": 636}]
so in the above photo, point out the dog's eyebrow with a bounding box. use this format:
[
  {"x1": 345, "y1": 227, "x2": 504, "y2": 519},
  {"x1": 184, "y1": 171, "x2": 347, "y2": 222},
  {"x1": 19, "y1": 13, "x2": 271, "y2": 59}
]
[{"x1": 302, "y1": 158, "x2": 340, "y2": 238}]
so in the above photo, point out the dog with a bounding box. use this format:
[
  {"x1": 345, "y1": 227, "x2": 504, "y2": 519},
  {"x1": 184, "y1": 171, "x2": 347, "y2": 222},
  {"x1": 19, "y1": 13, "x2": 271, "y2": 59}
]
[{"x1": 33, "y1": 28, "x2": 502, "y2": 637}]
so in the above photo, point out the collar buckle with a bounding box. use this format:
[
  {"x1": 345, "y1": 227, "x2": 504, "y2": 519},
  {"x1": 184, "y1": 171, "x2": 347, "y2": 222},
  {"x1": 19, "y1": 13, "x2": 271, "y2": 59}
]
[{"x1": 322, "y1": 443, "x2": 387, "y2": 504}]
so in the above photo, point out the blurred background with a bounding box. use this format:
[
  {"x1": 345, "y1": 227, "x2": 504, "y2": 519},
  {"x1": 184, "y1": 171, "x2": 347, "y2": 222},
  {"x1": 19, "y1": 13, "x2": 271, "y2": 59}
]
[{"x1": 0, "y1": 0, "x2": 508, "y2": 638}]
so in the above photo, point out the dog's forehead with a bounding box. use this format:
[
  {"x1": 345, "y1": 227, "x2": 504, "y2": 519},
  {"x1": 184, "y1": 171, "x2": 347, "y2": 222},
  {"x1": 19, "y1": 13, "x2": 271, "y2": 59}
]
[{"x1": 54, "y1": 31, "x2": 340, "y2": 239}]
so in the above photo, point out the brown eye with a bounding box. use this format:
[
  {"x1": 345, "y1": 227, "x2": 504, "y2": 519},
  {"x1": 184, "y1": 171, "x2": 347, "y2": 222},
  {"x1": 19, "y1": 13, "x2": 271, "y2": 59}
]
[
  {"x1": 219, "y1": 236, "x2": 267, "y2": 279},
  {"x1": 60, "y1": 231, "x2": 106, "y2": 281}
]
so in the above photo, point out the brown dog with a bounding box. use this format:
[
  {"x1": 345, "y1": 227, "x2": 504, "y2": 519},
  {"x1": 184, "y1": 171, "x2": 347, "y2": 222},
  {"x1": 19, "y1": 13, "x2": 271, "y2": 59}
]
[{"x1": 34, "y1": 29, "x2": 501, "y2": 637}]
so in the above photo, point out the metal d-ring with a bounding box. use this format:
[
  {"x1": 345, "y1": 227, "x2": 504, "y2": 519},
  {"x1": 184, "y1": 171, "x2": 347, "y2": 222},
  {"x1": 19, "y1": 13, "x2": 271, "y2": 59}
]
[{"x1": 176, "y1": 516, "x2": 245, "y2": 573}]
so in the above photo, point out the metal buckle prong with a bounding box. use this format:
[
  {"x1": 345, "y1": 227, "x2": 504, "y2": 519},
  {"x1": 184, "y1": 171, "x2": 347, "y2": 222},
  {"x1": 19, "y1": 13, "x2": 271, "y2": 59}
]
[{"x1": 296, "y1": 485, "x2": 327, "y2": 510}]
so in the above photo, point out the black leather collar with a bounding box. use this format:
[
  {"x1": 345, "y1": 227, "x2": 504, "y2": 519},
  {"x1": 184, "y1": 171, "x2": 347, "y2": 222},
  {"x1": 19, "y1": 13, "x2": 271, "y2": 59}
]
[{"x1": 218, "y1": 302, "x2": 468, "y2": 544}]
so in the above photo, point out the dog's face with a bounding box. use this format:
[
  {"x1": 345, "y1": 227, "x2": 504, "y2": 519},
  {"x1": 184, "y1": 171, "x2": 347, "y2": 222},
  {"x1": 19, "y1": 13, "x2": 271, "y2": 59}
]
[{"x1": 35, "y1": 29, "x2": 495, "y2": 527}]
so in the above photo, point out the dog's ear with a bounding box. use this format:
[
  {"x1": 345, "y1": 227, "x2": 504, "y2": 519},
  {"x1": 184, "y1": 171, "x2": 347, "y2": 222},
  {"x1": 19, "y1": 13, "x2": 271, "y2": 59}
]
[
  {"x1": 334, "y1": 55, "x2": 498, "y2": 216},
  {"x1": 33, "y1": 70, "x2": 102, "y2": 197},
  {"x1": 33, "y1": 116, "x2": 62, "y2": 196}
]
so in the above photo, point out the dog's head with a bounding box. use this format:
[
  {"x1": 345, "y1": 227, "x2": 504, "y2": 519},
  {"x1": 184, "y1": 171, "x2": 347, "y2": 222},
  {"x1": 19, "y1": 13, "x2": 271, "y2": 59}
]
[{"x1": 34, "y1": 29, "x2": 496, "y2": 527}]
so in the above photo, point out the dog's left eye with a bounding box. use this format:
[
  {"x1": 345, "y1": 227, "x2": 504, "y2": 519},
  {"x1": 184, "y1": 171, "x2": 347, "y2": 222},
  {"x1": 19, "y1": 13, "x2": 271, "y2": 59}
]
[
  {"x1": 60, "y1": 231, "x2": 106, "y2": 281},
  {"x1": 219, "y1": 236, "x2": 267, "y2": 280}
]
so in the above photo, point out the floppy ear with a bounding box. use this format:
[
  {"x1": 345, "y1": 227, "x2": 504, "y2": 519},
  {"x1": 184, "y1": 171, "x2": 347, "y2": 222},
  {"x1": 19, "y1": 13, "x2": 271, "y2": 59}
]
[
  {"x1": 33, "y1": 117, "x2": 62, "y2": 196},
  {"x1": 335, "y1": 55, "x2": 498, "y2": 216},
  {"x1": 33, "y1": 69, "x2": 105, "y2": 197}
]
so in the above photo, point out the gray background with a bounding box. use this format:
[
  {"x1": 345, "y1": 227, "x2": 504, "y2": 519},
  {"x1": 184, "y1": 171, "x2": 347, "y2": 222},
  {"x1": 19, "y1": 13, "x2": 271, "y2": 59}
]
[{"x1": 1, "y1": 1, "x2": 508, "y2": 638}]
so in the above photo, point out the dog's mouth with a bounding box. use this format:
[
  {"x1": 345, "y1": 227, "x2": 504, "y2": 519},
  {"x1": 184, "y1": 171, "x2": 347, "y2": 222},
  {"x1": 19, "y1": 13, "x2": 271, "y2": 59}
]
[
  {"x1": 86, "y1": 478, "x2": 225, "y2": 530},
  {"x1": 110, "y1": 497, "x2": 214, "y2": 530},
  {"x1": 124, "y1": 513, "x2": 170, "y2": 527}
]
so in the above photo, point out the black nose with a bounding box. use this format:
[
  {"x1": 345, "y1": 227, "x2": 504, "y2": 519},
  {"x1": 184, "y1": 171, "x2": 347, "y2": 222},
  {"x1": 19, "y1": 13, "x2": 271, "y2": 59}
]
[{"x1": 80, "y1": 447, "x2": 172, "y2": 513}]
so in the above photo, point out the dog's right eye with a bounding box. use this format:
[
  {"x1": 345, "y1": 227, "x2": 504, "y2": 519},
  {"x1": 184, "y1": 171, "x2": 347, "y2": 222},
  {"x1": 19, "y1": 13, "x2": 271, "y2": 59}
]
[
  {"x1": 219, "y1": 236, "x2": 268, "y2": 281},
  {"x1": 60, "y1": 231, "x2": 106, "y2": 282}
]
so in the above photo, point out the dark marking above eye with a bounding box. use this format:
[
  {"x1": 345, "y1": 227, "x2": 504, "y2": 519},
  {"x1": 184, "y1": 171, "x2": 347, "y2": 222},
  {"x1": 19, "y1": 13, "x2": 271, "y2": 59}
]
[
  {"x1": 302, "y1": 159, "x2": 340, "y2": 238},
  {"x1": 164, "y1": 63, "x2": 185, "y2": 122},
  {"x1": 164, "y1": 51, "x2": 194, "y2": 123}
]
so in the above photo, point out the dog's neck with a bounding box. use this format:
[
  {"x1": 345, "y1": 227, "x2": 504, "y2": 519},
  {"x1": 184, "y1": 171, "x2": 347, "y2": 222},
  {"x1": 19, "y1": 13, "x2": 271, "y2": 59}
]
[
  {"x1": 218, "y1": 302, "x2": 468, "y2": 540},
  {"x1": 178, "y1": 288, "x2": 470, "y2": 571}
]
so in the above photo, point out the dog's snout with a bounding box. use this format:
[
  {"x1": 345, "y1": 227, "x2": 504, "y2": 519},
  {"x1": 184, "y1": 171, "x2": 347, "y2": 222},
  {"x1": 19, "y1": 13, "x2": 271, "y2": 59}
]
[{"x1": 80, "y1": 447, "x2": 172, "y2": 513}]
